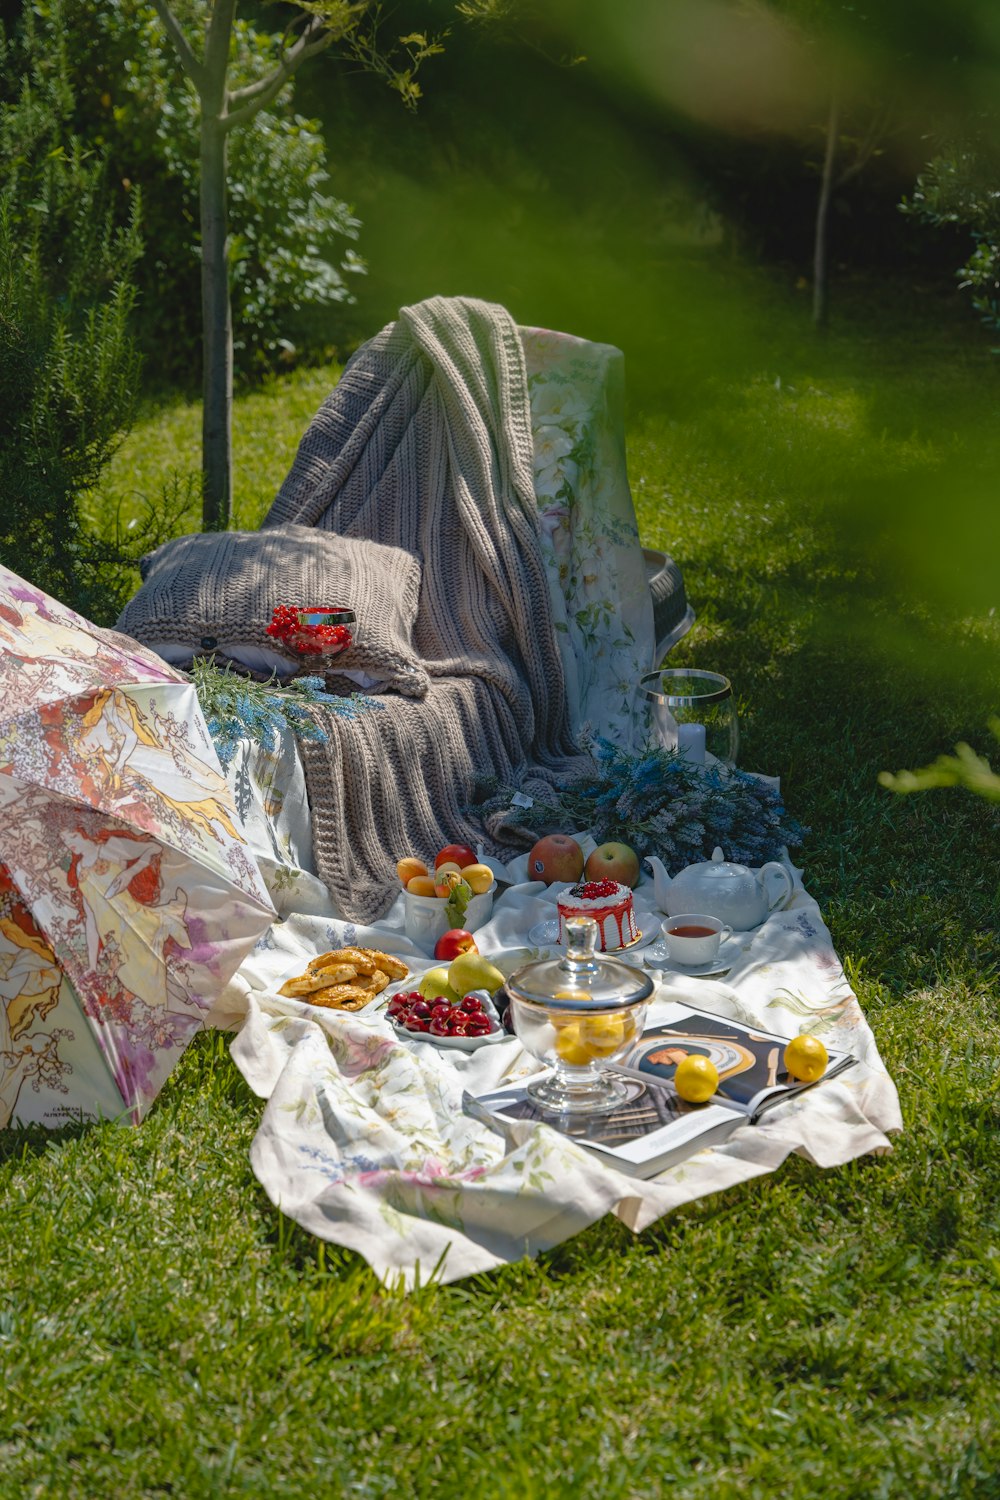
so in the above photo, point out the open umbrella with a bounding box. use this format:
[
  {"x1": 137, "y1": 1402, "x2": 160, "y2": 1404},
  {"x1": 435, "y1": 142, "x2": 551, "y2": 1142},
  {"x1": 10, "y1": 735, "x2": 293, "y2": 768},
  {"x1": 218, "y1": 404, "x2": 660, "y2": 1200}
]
[{"x1": 0, "y1": 565, "x2": 276, "y2": 1128}]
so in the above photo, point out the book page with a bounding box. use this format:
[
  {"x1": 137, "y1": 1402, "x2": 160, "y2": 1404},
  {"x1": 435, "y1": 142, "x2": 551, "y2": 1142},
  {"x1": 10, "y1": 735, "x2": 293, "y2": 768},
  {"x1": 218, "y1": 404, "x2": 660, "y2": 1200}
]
[
  {"x1": 473, "y1": 1081, "x2": 740, "y2": 1174},
  {"x1": 620, "y1": 1007, "x2": 852, "y2": 1116}
]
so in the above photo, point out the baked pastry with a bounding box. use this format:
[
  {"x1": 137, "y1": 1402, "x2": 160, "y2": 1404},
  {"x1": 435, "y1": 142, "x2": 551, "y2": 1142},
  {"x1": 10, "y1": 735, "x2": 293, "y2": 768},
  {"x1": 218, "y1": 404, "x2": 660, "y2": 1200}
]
[
  {"x1": 280, "y1": 948, "x2": 408, "y2": 1010},
  {"x1": 305, "y1": 984, "x2": 374, "y2": 1012},
  {"x1": 557, "y1": 879, "x2": 639, "y2": 952}
]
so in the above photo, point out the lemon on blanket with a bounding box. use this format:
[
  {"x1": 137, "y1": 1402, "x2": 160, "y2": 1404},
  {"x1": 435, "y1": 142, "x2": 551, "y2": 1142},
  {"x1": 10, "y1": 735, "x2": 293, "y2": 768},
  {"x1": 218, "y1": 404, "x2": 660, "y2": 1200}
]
[
  {"x1": 674, "y1": 1055, "x2": 719, "y2": 1103},
  {"x1": 784, "y1": 1034, "x2": 828, "y2": 1083}
]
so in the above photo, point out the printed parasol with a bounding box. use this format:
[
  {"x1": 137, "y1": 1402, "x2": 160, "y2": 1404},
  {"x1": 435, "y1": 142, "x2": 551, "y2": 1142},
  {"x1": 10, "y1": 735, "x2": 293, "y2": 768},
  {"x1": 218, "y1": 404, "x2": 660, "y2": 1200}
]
[{"x1": 0, "y1": 565, "x2": 276, "y2": 1128}]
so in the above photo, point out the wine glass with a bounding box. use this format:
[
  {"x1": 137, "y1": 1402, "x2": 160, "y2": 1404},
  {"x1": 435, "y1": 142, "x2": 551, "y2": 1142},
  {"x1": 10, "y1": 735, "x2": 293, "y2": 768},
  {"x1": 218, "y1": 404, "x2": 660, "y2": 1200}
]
[{"x1": 636, "y1": 668, "x2": 739, "y2": 768}]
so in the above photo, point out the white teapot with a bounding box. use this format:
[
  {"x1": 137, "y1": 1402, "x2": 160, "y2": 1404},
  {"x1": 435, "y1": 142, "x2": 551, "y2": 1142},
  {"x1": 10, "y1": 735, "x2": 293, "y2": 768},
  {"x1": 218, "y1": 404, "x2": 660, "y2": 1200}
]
[{"x1": 645, "y1": 847, "x2": 794, "y2": 931}]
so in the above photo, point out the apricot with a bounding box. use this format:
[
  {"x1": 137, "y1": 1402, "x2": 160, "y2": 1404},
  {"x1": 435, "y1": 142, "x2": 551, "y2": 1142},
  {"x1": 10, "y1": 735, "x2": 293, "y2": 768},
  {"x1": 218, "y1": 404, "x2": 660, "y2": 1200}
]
[
  {"x1": 460, "y1": 863, "x2": 494, "y2": 894},
  {"x1": 433, "y1": 870, "x2": 465, "y2": 897},
  {"x1": 406, "y1": 874, "x2": 438, "y2": 897},
  {"x1": 397, "y1": 856, "x2": 428, "y2": 886}
]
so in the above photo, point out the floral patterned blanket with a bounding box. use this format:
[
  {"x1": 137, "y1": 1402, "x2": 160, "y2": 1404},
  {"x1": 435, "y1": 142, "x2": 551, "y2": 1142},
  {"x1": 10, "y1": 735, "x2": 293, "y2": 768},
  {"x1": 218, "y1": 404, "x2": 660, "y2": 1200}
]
[{"x1": 215, "y1": 846, "x2": 902, "y2": 1289}]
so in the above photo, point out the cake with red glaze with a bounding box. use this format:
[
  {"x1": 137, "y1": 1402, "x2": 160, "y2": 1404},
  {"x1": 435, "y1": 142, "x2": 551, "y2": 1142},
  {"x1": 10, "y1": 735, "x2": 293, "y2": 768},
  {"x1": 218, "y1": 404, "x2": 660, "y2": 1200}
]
[{"x1": 557, "y1": 879, "x2": 639, "y2": 952}]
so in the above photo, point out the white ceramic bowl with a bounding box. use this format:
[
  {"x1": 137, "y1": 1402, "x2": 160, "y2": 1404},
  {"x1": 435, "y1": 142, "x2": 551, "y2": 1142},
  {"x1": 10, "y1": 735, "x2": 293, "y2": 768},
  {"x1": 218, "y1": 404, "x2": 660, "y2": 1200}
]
[
  {"x1": 402, "y1": 882, "x2": 496, "y2": 955},
  {"x1": 389, "y1": 1016, "x2": 507, "y2": 1051}
]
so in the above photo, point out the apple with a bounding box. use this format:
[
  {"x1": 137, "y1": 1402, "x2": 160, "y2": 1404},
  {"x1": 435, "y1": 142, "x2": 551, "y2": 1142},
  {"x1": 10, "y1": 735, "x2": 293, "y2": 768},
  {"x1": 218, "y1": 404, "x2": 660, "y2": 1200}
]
[
  {"x1": 435, "y1": 843, "x2": 477, "y2": 871},
  {"x1": 526, "y1": 833, "x2": 584, "y2": 886},
  {"x1": 460, "y1": 863, "x2": 495, "y2": 895},
  {"x1": 433, "y1": 870, "x2": 465, "y2": 898},
  {"x1": 434, "y1": 928, "x2": 478, "y2": 962},
  {"x1": 584, "y1": 840, "x2": 641, "y2": 889},
  {"x1": 448, "y1": 950, "x2": 505, "y2": 998},
  {"x1": 417, "y1": 967, "x2": 463, "y2": 1005}
]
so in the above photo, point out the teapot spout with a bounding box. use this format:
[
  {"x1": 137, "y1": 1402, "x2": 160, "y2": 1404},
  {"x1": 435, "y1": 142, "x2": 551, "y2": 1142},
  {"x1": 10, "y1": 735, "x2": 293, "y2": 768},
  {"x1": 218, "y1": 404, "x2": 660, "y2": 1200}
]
[{"x1": 644, "y1": 854, "x2": 672, "y2": 913}]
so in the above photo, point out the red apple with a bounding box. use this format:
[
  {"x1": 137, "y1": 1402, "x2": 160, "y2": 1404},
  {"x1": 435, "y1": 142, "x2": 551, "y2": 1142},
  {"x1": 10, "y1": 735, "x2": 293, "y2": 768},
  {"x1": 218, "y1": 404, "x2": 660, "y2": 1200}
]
[
  {"x1": 433, "y1": 928, "x2": 479, "y2": 962},
  {"x1": 584, "y1": 840, "x2": 641, "y2": 889},
  {"x1": 435, "y1": 842, "x2": 477, "y2": 870},
  {"x1": 526, "y1": 833, "x2": 584, "y2": 885}
]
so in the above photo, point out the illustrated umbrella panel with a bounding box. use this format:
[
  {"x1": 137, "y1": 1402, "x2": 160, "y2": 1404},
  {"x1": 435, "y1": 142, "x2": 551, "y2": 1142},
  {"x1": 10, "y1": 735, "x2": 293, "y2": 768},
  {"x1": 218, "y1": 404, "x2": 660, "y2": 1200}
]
[{"x1": 0, "y1": 567, "x2": 276, "y2": 1127}]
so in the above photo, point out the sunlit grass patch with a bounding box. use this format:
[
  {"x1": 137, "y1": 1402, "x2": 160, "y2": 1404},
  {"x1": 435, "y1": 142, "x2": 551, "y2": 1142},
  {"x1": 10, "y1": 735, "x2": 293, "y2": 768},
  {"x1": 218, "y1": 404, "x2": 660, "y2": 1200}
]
[{"x1": 3, "y1": 282, "x2": 999, "y2": 1496}]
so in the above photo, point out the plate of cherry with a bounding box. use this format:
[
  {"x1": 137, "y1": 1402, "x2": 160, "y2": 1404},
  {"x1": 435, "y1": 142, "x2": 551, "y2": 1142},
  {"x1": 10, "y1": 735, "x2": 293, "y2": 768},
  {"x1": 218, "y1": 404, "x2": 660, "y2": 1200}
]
[{"x1": 385, "y1": 989, "x2": 507, "y2": 1051}]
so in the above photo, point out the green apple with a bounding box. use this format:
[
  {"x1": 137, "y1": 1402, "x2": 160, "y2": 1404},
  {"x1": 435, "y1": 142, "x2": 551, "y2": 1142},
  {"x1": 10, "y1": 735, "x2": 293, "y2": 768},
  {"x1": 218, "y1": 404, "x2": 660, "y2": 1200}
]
[
  {"x1": 584, "y1": 840, "x2": 641, "y2": 889},
  {"x1": 448, "y1": 950, "x2": 505, "y2": 998},
  {"x1": 417, "y1": 967, "x2": 462, "y2": 1005}
]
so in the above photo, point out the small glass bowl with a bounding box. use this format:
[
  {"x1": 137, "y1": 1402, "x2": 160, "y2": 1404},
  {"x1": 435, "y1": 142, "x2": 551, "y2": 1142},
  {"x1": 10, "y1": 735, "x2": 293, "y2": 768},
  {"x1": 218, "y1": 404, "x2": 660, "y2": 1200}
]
[
  {"x1": 291, "y1": 607, "x2": 355, "y2": 663},
  {"x1": 506, "y1": 916, "x2": 652, "y2": 1115}
]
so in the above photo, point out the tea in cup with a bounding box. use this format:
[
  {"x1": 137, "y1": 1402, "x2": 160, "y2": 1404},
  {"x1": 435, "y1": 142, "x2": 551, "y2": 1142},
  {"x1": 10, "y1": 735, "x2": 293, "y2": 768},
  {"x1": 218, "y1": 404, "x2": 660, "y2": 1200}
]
[{"x1": 661, "y1": 913, "x2": 732, "y2": 967}]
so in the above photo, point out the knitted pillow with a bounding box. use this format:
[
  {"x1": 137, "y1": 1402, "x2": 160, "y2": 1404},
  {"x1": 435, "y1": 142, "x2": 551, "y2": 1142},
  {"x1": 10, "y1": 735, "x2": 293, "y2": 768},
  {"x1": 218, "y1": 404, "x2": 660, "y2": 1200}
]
[{"x1": 116, "y1": 525, "x2": 430, "y2": 698}]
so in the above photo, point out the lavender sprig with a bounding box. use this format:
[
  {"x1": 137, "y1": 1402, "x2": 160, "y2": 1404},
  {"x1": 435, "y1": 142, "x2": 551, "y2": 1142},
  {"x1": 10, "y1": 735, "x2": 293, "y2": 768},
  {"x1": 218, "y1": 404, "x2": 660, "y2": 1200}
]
[{"x1": 476, "y1": 738, "x2": 807, "y2": 875}]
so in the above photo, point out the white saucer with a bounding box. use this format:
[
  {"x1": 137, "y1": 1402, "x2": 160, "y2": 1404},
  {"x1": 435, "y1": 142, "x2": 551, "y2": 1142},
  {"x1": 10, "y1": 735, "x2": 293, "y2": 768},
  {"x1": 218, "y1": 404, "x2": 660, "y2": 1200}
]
[
  {"x1": 643, "y1": 934, "x2": 745, "y2": 978},
  {"x1": 527, "y1": 921, "x2": 660, "y2": 955}
]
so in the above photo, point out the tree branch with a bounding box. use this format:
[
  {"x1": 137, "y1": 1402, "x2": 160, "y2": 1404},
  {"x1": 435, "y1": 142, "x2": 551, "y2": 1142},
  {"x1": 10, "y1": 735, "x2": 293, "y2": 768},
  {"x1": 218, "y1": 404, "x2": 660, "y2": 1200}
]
[
  {"x1": 224, "y1": 18, "x2": 333, "y2": 129},
  {"x1": 149, "y1": 0, "x2": 208, "y2": 93}
]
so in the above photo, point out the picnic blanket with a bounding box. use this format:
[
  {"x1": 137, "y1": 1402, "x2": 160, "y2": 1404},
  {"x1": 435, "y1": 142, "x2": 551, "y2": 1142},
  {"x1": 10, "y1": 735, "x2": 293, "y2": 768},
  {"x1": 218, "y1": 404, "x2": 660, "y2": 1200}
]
[
  {"x1": 215, "y1": 847, "x2": 902, "y2": 1289},
  {"x1": 261, "y1": 297, "x2": 593, "y2": 920}
]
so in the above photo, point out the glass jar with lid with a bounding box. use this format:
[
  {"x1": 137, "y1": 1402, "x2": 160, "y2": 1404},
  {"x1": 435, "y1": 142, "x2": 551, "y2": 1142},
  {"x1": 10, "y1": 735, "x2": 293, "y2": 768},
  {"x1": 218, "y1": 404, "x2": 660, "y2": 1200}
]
[{"x1": 506, "y1": 916, "x2": 653, "y2": 1115}]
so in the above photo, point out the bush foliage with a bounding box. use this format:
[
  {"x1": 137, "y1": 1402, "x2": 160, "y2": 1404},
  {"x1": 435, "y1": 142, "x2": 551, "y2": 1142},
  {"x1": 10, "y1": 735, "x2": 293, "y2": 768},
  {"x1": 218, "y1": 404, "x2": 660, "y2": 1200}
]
[
  {"x1": 5, "y1": 0, "x2": 365, "y2": 383},
  {"x1": 0, "y1": 12, "x2": 143, "y2": 614}
]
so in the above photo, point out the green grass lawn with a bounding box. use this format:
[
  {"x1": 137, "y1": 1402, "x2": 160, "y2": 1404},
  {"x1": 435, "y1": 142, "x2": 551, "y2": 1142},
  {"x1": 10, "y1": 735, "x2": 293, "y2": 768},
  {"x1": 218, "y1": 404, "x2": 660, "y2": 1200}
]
[{"x1": 3, "y1": 277, "x2": 999, "y2": 1498}]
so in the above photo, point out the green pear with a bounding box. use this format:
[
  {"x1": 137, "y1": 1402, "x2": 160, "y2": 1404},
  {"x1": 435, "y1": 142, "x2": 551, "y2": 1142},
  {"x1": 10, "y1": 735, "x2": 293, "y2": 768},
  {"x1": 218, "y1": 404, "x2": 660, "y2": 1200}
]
[
  {"x1": 448, "y1": 950, "x2": 505, "y2": 998},
  {"x1": 417, "y1": 967, "x2": 462, "y2": 1005}
]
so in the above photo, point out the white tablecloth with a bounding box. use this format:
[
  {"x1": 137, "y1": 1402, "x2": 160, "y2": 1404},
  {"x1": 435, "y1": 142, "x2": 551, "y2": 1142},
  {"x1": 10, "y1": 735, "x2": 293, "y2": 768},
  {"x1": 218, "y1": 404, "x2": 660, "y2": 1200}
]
[{"x1": 213, "y1": 839, "x2": 902, "y2": 1289}]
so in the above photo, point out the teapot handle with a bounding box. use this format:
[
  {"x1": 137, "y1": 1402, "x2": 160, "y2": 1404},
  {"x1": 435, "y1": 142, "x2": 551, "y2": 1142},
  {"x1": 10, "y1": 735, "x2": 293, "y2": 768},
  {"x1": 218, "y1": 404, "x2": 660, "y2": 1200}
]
[{"x1": 760, "y1": 861, "x2": 794, "y2": 913}]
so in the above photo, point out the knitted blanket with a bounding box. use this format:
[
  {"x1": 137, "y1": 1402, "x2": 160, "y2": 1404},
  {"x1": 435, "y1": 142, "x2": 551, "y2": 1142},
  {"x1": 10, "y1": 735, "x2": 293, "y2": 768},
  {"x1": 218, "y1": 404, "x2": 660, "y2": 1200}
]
[{"x1": 263, "y1": 296, "x2": 587, "y2": 922}]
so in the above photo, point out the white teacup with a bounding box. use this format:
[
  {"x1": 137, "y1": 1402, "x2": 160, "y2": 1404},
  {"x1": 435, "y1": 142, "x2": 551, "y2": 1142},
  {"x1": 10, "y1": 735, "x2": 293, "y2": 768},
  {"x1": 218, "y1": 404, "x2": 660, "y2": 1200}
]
[{"x1": 661, "y1": 913, "x2": 732, "y2": 967}]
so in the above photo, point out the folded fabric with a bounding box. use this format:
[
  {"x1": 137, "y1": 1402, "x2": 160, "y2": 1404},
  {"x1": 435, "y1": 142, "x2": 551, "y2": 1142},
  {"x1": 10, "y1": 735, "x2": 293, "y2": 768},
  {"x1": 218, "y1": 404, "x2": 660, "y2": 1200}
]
[{"x1": 116, "y1": 524, "x2": 429, "y2": 697}]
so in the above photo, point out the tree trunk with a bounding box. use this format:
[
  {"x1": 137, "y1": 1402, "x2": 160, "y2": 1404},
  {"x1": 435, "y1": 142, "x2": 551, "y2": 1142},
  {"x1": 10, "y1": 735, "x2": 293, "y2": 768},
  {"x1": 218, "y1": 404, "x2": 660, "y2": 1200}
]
[
  {"x1": 813, "y1": 87, "x2": 840, "y2": 331},
  {"x1": 199, "y1": 114, "x2": 232, "y2": 530}
]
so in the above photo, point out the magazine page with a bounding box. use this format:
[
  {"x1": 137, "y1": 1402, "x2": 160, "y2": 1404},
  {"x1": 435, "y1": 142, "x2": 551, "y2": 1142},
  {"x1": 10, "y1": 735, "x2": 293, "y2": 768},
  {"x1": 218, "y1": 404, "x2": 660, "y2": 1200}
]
[
  {"x1": 615, "y1": 1005, "x2": 855, "y2": 1119},
  {"x1": 468, "y1": 1079, "x2": 741, "y2": 1178}
]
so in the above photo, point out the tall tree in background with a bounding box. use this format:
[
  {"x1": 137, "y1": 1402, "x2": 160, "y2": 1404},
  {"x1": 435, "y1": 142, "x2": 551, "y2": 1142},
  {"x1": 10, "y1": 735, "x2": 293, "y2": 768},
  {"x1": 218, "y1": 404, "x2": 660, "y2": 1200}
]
[{"x1": 149, "y1": 1, "x2": 442, "y2": 530}]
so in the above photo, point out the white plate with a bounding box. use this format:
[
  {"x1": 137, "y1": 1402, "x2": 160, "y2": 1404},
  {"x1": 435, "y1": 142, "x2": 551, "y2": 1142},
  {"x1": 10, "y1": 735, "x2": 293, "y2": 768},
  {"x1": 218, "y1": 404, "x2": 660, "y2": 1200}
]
[
  {"x1": 526, "y1": 921, "x2": 660, "y2": 955},
  {"x1": 643, "y1": 934, "x2": 746, "y2": 978},
  {"x1": 389, "y1": 1017, "x2": 508, "y2": 1051}
]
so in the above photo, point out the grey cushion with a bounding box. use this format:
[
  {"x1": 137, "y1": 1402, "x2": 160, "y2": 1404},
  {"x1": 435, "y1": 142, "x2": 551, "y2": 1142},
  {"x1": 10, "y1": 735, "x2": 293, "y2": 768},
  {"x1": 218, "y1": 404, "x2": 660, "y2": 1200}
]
[{"x1": 117, "y1": 524, "x2": 430, "y2": 697}]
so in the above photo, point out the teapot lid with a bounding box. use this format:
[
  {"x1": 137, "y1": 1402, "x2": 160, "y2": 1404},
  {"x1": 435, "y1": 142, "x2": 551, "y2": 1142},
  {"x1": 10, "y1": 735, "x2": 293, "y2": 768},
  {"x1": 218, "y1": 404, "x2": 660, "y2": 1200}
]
[
  {"x1": 686, "y1": 847, "x2": 752, "y2": 877},
  {"x1": 506, "y1": 917, "x2": 652, "y2": 1011}
]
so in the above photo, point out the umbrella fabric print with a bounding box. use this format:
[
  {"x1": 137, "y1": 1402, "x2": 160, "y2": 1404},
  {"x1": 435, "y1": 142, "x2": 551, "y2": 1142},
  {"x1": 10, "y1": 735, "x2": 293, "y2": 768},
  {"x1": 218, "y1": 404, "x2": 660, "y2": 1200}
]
[{"x1": 0, "y1": 566, "x2": 276, "y2": 1127}]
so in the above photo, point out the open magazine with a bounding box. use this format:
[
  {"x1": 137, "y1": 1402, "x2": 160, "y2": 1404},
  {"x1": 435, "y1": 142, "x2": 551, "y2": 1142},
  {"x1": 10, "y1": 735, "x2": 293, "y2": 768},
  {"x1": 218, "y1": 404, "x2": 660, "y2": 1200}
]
[{"x1": 470, "y1": 1004, "x2": 855, "y2": 1179}]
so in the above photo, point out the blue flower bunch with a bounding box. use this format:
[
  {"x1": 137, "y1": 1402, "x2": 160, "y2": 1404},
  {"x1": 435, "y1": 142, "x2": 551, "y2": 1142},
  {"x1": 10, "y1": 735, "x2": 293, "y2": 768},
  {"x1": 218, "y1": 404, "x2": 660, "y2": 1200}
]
[
  {"x1": 189, "y1": 659, "x2": 383, "y2": 771},
  {"x1": 479, "y1": 738, "x2": 807, "y2": 875}
]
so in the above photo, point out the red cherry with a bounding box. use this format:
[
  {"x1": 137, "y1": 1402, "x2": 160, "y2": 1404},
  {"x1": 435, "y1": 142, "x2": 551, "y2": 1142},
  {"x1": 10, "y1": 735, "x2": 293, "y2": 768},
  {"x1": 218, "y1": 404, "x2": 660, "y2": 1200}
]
[
  {"x1": 410, "y1": 1000, "x2": 431, "y2": 1019},
  {"x1": 429, "y1": 1017, "x2": 451, "y2": 1035},
  {"x1": 466, "y1": 1020, "x2": 491, "y2": 1036},
  {"x1": 460, "y1": 995, "x2": 484, "y2": 1013},
  {"x1": 406, "y1": 1018, "x2": 429, "y2": 1033}
]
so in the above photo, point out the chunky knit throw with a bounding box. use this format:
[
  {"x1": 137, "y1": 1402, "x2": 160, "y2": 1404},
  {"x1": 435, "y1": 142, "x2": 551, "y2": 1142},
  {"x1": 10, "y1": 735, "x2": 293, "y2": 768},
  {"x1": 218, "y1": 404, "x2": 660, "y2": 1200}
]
[{"x1": 263, "y1": 295, "x2": 588, "y2": 921}]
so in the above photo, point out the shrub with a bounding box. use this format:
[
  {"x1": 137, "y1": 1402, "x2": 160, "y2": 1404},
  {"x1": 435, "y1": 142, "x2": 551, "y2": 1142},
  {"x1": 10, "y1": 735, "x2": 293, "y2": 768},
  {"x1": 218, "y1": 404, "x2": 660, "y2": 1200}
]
[
  {"x1": 19, "y1": 0, "x2": 365, "y2": 382},
  {"x1": 0, "y1": 12, "x2": 143, "y2": 616}
]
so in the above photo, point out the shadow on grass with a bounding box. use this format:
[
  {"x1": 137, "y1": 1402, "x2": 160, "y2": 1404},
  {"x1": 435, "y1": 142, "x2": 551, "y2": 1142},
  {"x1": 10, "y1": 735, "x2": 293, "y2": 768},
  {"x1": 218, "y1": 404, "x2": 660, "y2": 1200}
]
[{"x1": 0, "y1": 1114, "x2": 100, "y2": 1166}]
